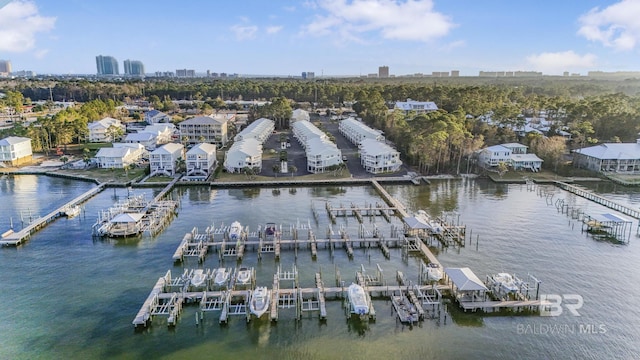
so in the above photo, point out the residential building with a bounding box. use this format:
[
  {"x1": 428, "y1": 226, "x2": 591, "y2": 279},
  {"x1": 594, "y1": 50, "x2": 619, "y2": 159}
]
[
  {"x1": 339, "y1": 117, "x2": 384, "y2": 146},
  {"x1": 96, "y1": 55, "x2": 119, "y2": 75},
  {"x1": 0, "y1": 136, "x2": 32, "y2": 166},
  {"x1": 478, "y1": 143, "x2": 542, "y2": 172},
  {"x1": 123, "y1": 59, "x2": 145, "y2": 76},
  {"x1": 292, "y1": 120, "x2": 342, "y2": 173},
  {"x1": 359, "y1": 138, "x2": 402, "y2": 174},
  {"x1": 123, "y1": 132, "x2": 157, "y2": 151},
  {"x1": 378, "y1": 66, "x2": 389, "y2": 78},
  {"x1": 573, "y1": 140, "x2": 640, "y2": 174},
  {"x1": 291, "y1": 109, "x2": 310, "y2": 123},
  {"x1": 179, "y1": 115, "x2": 229, "y2": 147},
  {"x1": 176, "y1": 69, "x2": 195, "y2": 77},
  {"x1": 143, "y1": 124, "x2": 175, "y2": 145},
  {"x1": 144, "y1": 110, "x2": 171, "y2": 124},
  {"x1": 223, "y1": 138, "x2": 263, "y2": 173},
  {"x1": 149, "y1": 143, "x2": 184, "y2": 176},
  {"x1": 185, "y1": 143, "x2": 217, "y2": 180},
  {"x1": 234, "y1": 118, "x2": 274, "y2": 143},
  {"x1": 88, "y1": 117, "x2": 125, "y2": 142},
  {"x1": 94, "y1": 143, "x2": 146, "y2": 169},
  {"x1": 394, "y1": 99, "x2": 438, "y2": 115}
]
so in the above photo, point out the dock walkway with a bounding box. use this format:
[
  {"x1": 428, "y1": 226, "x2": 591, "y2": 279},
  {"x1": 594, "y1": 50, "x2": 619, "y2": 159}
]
[
  {"x1": 555, "y1": 181, "x2": 640, "y2": 219},
  {"x1": 1, "y1": 184, "x2": 105, "y2": 246}
]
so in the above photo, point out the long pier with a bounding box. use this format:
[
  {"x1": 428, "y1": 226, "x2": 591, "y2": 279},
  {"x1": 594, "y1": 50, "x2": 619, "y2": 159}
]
[
  {"x1": 370, "y1": 179, "x2": 409, "y2": 218},
  {"x1": 555, "y1": 181, "x2": 640, "y2": 219},
  {"x1": 1, "y1": 184, "x2": 106, "y2": 246}
]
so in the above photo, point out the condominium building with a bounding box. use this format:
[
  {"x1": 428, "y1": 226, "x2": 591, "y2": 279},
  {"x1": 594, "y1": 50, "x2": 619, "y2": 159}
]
[
  {"x1": 96, "y1": 55, "x2": 119, "y2": 75},
  {"x1": 179, "y1": 115, "x2": 229, "y2": 147},
  {"x1": 124, "y1": 59, "x2": 145, "y2": 76}
]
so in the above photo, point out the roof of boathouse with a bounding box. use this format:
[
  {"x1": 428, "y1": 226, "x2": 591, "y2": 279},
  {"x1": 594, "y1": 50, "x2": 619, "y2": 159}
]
[{"x1": 444, "y1": 267, "x2": 488, "y2": 292}]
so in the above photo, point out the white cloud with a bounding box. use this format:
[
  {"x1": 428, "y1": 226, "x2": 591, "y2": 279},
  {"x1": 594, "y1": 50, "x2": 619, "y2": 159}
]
[
  {"x1": 230, "y1": 24, "x2": 258, "y2": 40},
  {"x1": 266, "y1": 26, "x2": 283, "y2": 34},
  {"x1": 0, "y1": 0, "x2": 55, "y2": 52},
  {"x1": 526, "y1": 51, "x2": 597, "y2": 74},
  {"x1": 34, "y1": 48, "x2": 48, "y2": 59},
  {"x1": 578, "y1": 0, "x2": 640, "y2": 50},
  {"x1": 302, "y1": 0, "x2": 455, "y2": 43}
]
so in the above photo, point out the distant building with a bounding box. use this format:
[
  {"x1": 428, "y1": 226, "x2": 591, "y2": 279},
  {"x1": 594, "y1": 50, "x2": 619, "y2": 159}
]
[
  {"x1": 0, "y1": 60, "x2": 12, "y2": 77},
  {"x1": 0, "y1": 136, "x2": 32, "y2": 166},
  {"x1": 451, "y1": 70, "x2": 460, "y2": 77},
  {"x1": 176, "y1": 69, "x2": 196, "y2": 77},
  {"x1": 378, "y1": 66, "x2": 389, "y2": 78},
  {"x1": 144, "y1": 110, "x2": 171, "y2": 125},
  {"x1": 96, "y1": 55, "x2": 119, "y2": 75},
  {"x1": 88, "y1": 117, "x2": 125, "y2": 142},
  {"x1": 123, "y1": 59, "x2": 145, "y2": 76},
  {"x1": 301, "y1": 72, "x2": 315, "y2": 79}
]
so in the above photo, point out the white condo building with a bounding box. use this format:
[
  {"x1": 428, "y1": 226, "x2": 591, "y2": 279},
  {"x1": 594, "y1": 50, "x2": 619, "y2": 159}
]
[
  {"x1": 149, "y1": 143, "x2": 184, "y2": 176},
  {"x1": 291, "y1": 120, "x2": 342, "y2": 173},
  {"x1": 234, "y1": 118, "x2": 274, "y2": 142},
  {"x1": 338, "y1": 117, "x2": 385, "y2": 145},
  {"x1": 88, "y1": 117, "x2": 125, "y2": 142},
  {"x1": 223, "y1": 138, "x2": 263, "y2": 173},
  {"x1": 359, "y1": 138, "x2": 402, "y2": 174},
  {"x1": 185, "y1": 143, "x2": 217, "y2": 180},
  {"x1": 0, "y1": 136, "x2": 32, "y2": 166},
  {"x1": 94, "y1": 143, "x2": 146, "y2": 169}
]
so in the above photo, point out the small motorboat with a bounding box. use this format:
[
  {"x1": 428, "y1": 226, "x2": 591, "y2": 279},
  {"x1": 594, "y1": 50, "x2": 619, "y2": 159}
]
[
  {"x1": 229, "y1": 221, "x2": 242, "y2": 241},
  {"x1": 191, "y1": 269, "x2": 207, "y2": 287},
  {"x1": 213, "y1": 268, "x2": 230, "y2": 287},
  {"x1": 236, "y1": 267, "x2": 251, "y2": 285},
  {"x1": 265, "y1": 222, "x2": 277, "y2": 237},
  {"x1": 347, "y1": 283, "x2": 369, "y2": 315},
  {"x1": 249, "y1": 286, "x2": 271, "y2": 318},
  {"x1": 425, "y1": 263, "x2": 443, "y2": 282},
  {"x1": 63, "y1": 205, "x2": 81, "y2": 218},
  {"x1": 493, "y1": 273, "x2": 520, "y2": 293}
]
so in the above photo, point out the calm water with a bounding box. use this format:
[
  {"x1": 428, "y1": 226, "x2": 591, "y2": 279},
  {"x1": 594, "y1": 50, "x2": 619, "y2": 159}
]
[{"x1": 1, "y1": 175, "x2": 639, "y2": 359}]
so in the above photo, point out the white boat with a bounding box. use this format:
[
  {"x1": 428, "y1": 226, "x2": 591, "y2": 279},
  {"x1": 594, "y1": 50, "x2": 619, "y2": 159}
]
[
  {"x1": 236, "y1": 267, "x2": 251, "y2": 285},
  {"x1": 265, "y1": 222, "x2": 277, "y2": 237},
  {"x1": 63, "y1": 205, "x2": 81, "y2": 218},
  {"x1": 213, "y1": 268, "x2": 230, "y2": 286},
  {"x1": 425, "y1": 263, "x2": 443, "y2": 282},
  {"x1": 191, "y1": 269, "x2": 207, "y2": 287},
  {"x1": 347, "y1": 283, "x2": 370, "y2": 315},
  {"x1": 493, "y1": 273, "x2": 520, "y2": 293},
  {"x1": 229, "y1": 221, "x2": 242, "y2": 241},
  {"x1": 249, "y1": 286, "x2": 271, "y2": 318}
]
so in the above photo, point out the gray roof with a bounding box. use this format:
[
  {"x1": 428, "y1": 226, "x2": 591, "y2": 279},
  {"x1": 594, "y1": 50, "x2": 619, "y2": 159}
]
[
  {"x1": 510, "y1": 153, "x2": 543, "y2": 162},
  {"x1": 0, "y1": 136, "x2": 31, "y2": 146},
  {"x1": 444, "y1": 267, "x2": 488, "y2": 291},
  {"x1": 181, "y1": 115, "x2": 227, "y2": 125},
  {"x1": 573, "y1": 142, "x2": 640, "y2": 160}
]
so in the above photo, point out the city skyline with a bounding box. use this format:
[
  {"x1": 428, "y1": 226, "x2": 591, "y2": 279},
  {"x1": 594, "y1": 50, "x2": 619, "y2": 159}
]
[{"x1": 1, "y1": 0, "x2": 640, "y2": 76}]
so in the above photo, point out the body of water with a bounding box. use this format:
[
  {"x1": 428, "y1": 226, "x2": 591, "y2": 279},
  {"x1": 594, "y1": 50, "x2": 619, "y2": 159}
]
[{"x1": 1, "y1": 175, "x2": 639, "y2": 359}]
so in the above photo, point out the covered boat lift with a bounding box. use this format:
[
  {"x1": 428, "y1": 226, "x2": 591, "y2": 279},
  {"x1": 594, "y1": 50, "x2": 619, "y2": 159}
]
[
  {"x1": 582, "y1": 213, "x2": 633, "y2": 243},
  {"x1": 444, "y1": 267, "x2": 488, "y2": 303}
]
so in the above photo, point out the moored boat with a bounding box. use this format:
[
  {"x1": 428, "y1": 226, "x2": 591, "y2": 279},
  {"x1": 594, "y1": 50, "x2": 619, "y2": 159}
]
[
  {"x1": 190, "y1": 269, "x2": 207, "y2": 287},
  {"x1": 347, "y1": 283, "x2": 369, "y2": 315},
  {"x1": 493, "y1": 273, "x2": 520, "y2": 293},
  {"x1": 213, "y1": 268, "x2": 230, "y2": 286},
  {"x1": 63, "y1": 205, "x2": 81, "y2": 218},
  {"x1": 229, "y1": 221, "x2": 242, "y2": 241},
  {"x1": 236, "y1": 267, "x2": 251, "y2": 285},
  {"x1": 249, "y1": 286, "x2": 271, "y2": 318},
  {"x1": 425, "y1": 263, "x2": 443, "y2": 282}
]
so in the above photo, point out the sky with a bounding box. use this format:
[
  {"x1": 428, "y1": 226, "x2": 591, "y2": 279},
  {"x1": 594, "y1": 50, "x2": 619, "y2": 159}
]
[{"x1": 1, "y1": 0, "x2": 640, "y2": 76}]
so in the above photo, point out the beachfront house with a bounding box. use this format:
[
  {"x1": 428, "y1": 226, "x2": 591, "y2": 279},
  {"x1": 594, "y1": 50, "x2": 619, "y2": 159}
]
[
  {"x1": 0, "y1": 136, "x2": 32, "y2": 166},
  {"x1": 478, "y1": 143, "x2": 543, "y2": 172},
  {"x1": 88, "y1": 117, "x2": 125, "y2": 143},
  {"x1": 149, "y1": 143, "x2": 184, "y2": 176},
  {"x1": 573, "y1": 139, "x2": 640, "y2": 174},
  {"x1": 185, "y1": 143, "x2": 217, "y2": 180},
  {"x1": 94, "y1": 143, "x2": 146, "y2": 169},
  {"x1": 359, "y1": 138, "x2": 402, "y2": 174},
  {"x1": 179, "y1": 114, "x2": 229, "y2": 147},
  {"x1": 223, "y1": 138, "x2": 262, "y2": 173},
  {"x1": 144, "y1": 110, "x2": 171, "y2": 124}
]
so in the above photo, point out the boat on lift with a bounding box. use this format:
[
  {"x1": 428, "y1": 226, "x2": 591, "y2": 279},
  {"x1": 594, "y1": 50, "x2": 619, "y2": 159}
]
[
  {"x1": 190, "y1": 269, "x2": 207, "y2": 287},
  {"x1": 229, "y1": 221, "x2": 242, "y2": 241},
  {"x1": 347, "y1": 283, "x2": 370, "y2": 315},
  {"x1": 249, "y1": 286, "x2": 271, "y2": 318},
  {"x1": 213, "y1": 268, "x2": 230, "y2": 286},
  {"x1": 236, "y1": 267, "x2": 252, "y2": 285}
]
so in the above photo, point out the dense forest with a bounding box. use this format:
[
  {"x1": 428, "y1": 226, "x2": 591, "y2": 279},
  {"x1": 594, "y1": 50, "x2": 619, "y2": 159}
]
[{"x1": 2, "y1": 76, "x2": 640, "y2": 174}]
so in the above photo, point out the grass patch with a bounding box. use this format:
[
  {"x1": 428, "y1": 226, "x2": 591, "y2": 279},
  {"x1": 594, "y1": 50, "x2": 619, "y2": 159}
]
[{"x1": 57, "y1": 167, "x2": 146, "y2": 183}]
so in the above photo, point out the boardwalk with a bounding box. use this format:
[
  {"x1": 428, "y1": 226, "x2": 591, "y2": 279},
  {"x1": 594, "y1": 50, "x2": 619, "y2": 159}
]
[
  {"x1": 1, "y1": 184, "x2": 105, "y2": 246},
  {"x1": 555, "y1": 181, "x2": 640, "y2": 219}
]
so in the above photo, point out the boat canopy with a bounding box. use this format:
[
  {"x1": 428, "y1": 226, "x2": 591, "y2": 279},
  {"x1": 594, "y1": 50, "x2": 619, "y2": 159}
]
[
  {"x1": 110, "y1": 213, "x2": 145, "y2": 223},
  {"x1": 403, "y1": 216, "x2": 431, "y2": 229},
  {"x1": 444, "y1": 267, "x2": 488, "y2": 291}
]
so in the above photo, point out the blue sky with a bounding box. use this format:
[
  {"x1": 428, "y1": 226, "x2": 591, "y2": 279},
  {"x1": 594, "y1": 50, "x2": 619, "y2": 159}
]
[{"x1": 1, "y1": 0, "x2": 640, "y2": 76}]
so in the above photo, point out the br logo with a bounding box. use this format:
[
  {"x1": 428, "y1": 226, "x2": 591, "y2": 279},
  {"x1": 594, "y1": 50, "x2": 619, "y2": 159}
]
[{"x1": 540, "y1": 294, "x2": 583, "y2": 317}]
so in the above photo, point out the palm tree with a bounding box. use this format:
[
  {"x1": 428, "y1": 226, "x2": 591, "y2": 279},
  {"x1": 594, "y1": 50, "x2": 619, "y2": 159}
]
[
  {"x1": 289, "y1": 165, "x2": 297, "y2": 178},
  {"x1": 272, "y1": 163, "x2": 280, "y2": 177}
]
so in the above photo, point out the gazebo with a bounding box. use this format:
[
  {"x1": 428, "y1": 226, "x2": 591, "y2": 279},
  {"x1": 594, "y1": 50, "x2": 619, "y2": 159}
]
[
  {"x1": 108, "y1": 213, "x2": 145, "y2": 237},
  {"x1": 444, "y1": 267, "x2": 488, "y2": 303}
]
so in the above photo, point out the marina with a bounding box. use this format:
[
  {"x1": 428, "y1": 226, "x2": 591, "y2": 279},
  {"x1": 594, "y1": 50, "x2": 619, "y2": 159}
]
[{"x1": 2, "y1": 176, "x2": 640, "y2": 359}]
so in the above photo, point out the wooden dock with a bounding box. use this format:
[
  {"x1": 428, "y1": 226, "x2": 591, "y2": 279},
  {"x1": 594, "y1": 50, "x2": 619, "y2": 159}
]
[
  {"x1": 370, "y1": 179, "x2": 410, "y2": 218},
  {"x1": 1, "y1": 184, "x2": 105, "y2": 246},
  {"x1": 458, "y1": 299, "x2": 550, "y2": 312},
  {"x1": 555, "y1": 181, "x2": 640, "y2": 219}
]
